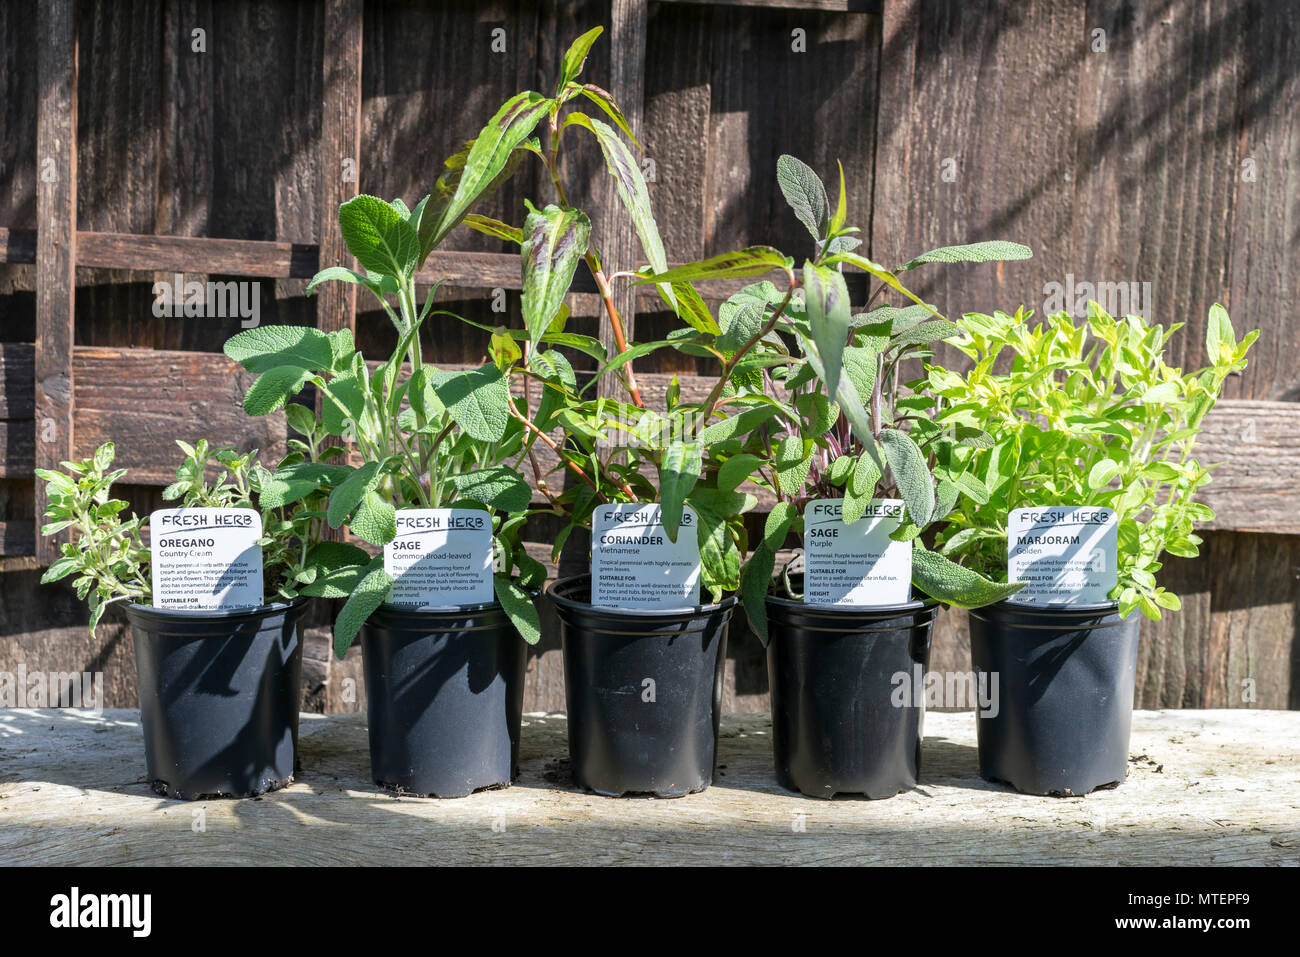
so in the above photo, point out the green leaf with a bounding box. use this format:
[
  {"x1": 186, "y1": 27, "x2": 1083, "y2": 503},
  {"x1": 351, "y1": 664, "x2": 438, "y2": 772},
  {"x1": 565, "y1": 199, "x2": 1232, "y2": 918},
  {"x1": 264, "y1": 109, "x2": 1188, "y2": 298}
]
[
  {"x1": 495, "y1": 574, "x2": 541, "y2": 645},
  {"x1": 1206, "y1": 303, "x2": 1235, "y2": 365},
  {"x1": 41, "y1": 556, "x2": 80, "y2": 585},
  {"x1": 803, "y1": 262, "x2": 853, "y2": 398},
  {"x1": 763, "y1": 503, "x2": 794, "y2": 552},
  {"x1": 912, "y1": 545, "x2": 1024, "y2": 608},
  {"x1": 433, "y1": 362, "x2": 512, "y2": 442},
  {"x1": 880, "y1": 428, "x2": 935, "y2": 527},
  {"x1": 898, "y1": 240, "x2": 1033, "y2": 272},
  {"x1": 521, "y1": 202, "x2": 591, "y2": 350},
  {"x1": 337, "y1": 194, "x2": 420, "y2": 279},
  {"x1": 463, "y1": 214, "x2": 524, "y2": 245},
  {"x1": 827, "y1": 251, "x2": 944, "y2": 319},
  {"x1": 243, "y1": 366, "x2": 311, "y2": 416},
  {"x1": 333, "y1": 564, "x2": 392, "y2": 659},
  {"x1": 224, "y1": 325, "x2": 334, "y2": 373},
  {"x1": 351, "y1": 489, "x2": 397, "y2": 546},
  {"x1": 843, "y1": 452, "x2": 882, "y2": 525},
  {"x1": 577, "y1": 85, "x2": 639, "y2": 148},
  {"x1": 284, "y1": 403, "x2": 318, "y2": 438},
  {"x1": 1087, "y1": 459, "x2": 1122, "y2": 491},
  {"x1": 776, "y1": 154, "x2": 829, "y2": 242},
  {"x1": 741, "y1": 544, "x2": 777, "y2": 645},
  {"x1": 635, "y1": 247, "x2": 789, "y2": 285},
  {"x1": 558, "y1": 26, "x2": 603, "y2": 90},
  {"x1": 697, "y1": 404, "x2": 782, "y2": 444},
  {"x1": 327, "y1": 461, "x2": 384, "y2": 529},
  {"x1": 774, "y1": 436, "x2": 813, "y2": 497},
  {"x1": 694, "y1": 504, "x2": 740, "y2": 595},
  {"x1": 953, "y1": 471, "x2": 990, "y2": 505},
  {"x1": 422, "y1": 91, "x2": 552, "y2": 254},
  {"x1": 719, "y1": 453, "x2": 763, "y2": 492},
  {"x1": 659, "y1": 442, "x2": 702, "y2": 542},
  {"x1": 305, "y1": 266, "x2": 379, "y2": 297},
  {"x1": 450, "y1": 467, "x2": 532, "y2": 512},
  {"x1": 258, "y1": 477, "x2": 320, "y2": 510},
  {"x1": 565, "y1": 114, "x2": 668, "y2": 288}
]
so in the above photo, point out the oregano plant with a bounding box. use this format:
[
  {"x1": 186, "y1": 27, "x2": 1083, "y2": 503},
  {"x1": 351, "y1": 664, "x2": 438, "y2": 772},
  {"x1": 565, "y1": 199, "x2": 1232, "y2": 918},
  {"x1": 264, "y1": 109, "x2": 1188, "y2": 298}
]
[{"x1": 37, "y1": 440, "x2": 324, "y2": 633}]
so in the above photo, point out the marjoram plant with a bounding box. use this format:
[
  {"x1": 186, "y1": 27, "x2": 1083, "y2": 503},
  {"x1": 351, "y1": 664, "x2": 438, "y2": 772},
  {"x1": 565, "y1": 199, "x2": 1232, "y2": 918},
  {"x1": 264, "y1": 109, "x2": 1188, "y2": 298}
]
[{"x1": 927, "y1": 301, "x2": 1257, "y2": 618}]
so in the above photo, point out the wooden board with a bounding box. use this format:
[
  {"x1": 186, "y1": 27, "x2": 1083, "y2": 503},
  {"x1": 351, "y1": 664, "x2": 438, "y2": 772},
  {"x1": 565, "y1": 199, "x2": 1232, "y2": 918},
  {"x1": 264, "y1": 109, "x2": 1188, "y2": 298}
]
[
  {"x1": 0, "y1": 347, "x2": 285, "y2": 483},
  {"x1": 0, "y1": 708, "x2": 1295, "y2": 865},
  {"x1": 33, "y1": 0, "x2": 77, "y2": 562}
]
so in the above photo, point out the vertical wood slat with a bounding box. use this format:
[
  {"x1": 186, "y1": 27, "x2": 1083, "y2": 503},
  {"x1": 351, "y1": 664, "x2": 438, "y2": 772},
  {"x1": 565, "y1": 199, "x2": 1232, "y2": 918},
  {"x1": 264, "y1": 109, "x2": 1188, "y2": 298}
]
[
  {"x1": 317, "y1": 0, "x2": 363, "y2": 340},
  {"x1": 597, "y1": 0, "x2": 649, "y2": 404},
  {"x1": 316, "y1": 0, "x2": 364, "y2": 542},
  {"x1": 34, "y1": 0, "x2": 77, "y2": 564}
]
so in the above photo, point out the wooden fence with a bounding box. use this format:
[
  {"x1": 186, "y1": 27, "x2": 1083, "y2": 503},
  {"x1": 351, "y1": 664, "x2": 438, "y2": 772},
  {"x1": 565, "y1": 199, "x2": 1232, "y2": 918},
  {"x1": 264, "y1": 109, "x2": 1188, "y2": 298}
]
[{"x1": 1, "y1": 0, "x2": 1296, "y2": 712}]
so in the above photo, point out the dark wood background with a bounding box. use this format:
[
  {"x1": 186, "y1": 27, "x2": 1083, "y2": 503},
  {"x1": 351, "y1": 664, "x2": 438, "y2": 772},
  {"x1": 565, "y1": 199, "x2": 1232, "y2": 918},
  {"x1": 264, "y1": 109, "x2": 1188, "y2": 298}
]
[{"x1": 1, "y1": 0, "x2": 1296, "y2": 714}]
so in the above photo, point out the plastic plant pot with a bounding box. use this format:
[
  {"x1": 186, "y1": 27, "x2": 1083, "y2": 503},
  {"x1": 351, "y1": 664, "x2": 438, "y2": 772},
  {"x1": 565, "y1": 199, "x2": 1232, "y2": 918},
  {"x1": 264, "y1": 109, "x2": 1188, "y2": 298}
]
[
  {"x1": 125, "y1": 598, "x2": 307, "y2": 800},
  {"x1": 547, "y1": 574, "x2": 735, "y2": 798},
  {"x1": 360, "y1": 601, "x2": 526, "y2": 798},
  {"x1": 968, "y1": 600, "x2": 1141, "y2": 796},
  {"x1": 766, "y1": 582, "x2": 938, "y2": 798}
]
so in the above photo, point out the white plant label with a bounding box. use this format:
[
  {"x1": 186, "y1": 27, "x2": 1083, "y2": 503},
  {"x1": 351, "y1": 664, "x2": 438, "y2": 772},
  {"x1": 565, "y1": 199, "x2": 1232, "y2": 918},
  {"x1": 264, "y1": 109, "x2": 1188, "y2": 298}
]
[
  {"x1": 1007, "y1": 506, "x2": 1118, "y2": 605},
  {"x1": 384, "y1": 509, "x2": 494, "y2": 608},
  {"x1": 150, "y1": 508, "x2": 263, "y2": 610},
  {"x1": 592, "y1": 503, "x2": 701, "y2": 610},
  {"x1": 804, "y1": 498, "x2": 912, "y2": 606}
]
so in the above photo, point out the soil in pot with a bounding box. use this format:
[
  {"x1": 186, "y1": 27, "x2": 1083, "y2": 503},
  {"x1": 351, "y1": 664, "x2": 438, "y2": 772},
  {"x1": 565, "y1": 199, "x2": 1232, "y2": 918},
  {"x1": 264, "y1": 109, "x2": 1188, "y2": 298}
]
[
  {"x1": 126, "y1": 598, "x2": 307, "y2": 800},
  {"x1": 361, "y1": 601, "x2": 526, "y2": 798},
  {"x1": 766, "y1": 579, "x2": 937, "y2": 799},
  {"x1": 548, "y1": 574, "x2": 734, "y2": 798},
  {"x1": 969, "y1": 601, "x2": 1140, "y2": 796}
]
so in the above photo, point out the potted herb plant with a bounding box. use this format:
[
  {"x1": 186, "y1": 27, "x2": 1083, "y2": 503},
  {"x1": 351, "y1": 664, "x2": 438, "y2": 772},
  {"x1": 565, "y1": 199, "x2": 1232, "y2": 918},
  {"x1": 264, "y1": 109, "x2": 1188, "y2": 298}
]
[
  {"x1": 414, "y1": 28, "x2": 767, "y2": 796},
  {"x1": 37, "y1": 440, "x2": 325, "y2": 799},
  {"x1": 930, "y1": 302, "x2": 1257, "y2": 795},
  {"x1": 699, "y1": 155, "x2": 1030, "y2": 799},
  {"x1": 224, "y1": 189, "x2": 545, "y2": 797}
]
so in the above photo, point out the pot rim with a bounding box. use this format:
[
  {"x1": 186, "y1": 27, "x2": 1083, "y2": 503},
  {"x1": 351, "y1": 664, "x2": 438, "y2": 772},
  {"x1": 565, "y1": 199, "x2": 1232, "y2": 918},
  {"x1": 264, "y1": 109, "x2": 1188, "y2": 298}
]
[
  {"x1": 980, "y1": 597, "x2": 1122, "y2": 614},
  {"x1": 123, "y1": 594, "x2": 309, "y2": 625},
  {"x1": 374, "y1": 598, "x2": 504, "y2": 616},
  {"x1": 764, "y1": 590, "x2": 939, "y2": 615},
  {"x1": 546, "y1": 573, "x2": 737, "y2": 618}
]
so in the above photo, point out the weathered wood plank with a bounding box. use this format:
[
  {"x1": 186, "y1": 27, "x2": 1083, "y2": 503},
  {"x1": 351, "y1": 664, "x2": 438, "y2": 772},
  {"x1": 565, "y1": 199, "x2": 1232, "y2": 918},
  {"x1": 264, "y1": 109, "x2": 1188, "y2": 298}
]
[
  {"x1": 0, "y1": 708, "x2": 1295, "y2": 865},
  {"x1": 661, "y1": 0, "x2": 879, "y2": 11},
  {"x1": 0, "y1": 521, "x2": 35, "y2": 555},
  {"x1": 0, "y1": 343, "x2": 34, "y2": 419},
  {"x1": 317, "y1": 0, "x2": 363, "y2": 341},
  {"x1": 595, "y1": 0, "x2": 649, "y2": 408},
  {"x1": 34, "y1": 0, "x2": 77, "y2": 563},
  {"x1": 0, "y1": 347, "x2": 284, "y2": 484},
  {"x1": 75, "y1": 231, "x2": 318, "y2": 278}
]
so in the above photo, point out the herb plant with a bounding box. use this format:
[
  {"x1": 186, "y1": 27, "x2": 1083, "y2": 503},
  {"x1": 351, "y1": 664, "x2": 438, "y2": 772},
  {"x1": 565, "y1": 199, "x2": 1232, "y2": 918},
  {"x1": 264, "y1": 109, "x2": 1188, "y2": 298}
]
[
  {"x1": 927, "y1": 302, "x2": 1257, "y2": 619},
  {"x1": 694, "y1": 155, "x2": 1037, "y2": 639},
  {"x1": 223, "y1": 200, "x2": 544, "y2": 657},
  {"x1": 37, "y1": 440, "x2": 324, "y2": 633}
]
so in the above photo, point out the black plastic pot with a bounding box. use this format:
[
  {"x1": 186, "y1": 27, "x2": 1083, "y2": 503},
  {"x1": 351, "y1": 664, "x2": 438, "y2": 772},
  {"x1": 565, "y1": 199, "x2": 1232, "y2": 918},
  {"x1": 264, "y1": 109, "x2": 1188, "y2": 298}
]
[
  {"x1": 766, "y1": 583, "x2": 938, "y2": 799},
  {"x1": 969, "y1": 601, "x2": 1141, "y2": 796},
  {"x1": 360, "y1": 601, "x2": 526, "y2": 798},
  {"x1": 547, "y1": 574, "x2": 735, "y2": 797},
  {"x1": 125, "y1": 598, "x2": 306, "y2": 800}
]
